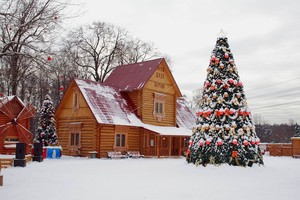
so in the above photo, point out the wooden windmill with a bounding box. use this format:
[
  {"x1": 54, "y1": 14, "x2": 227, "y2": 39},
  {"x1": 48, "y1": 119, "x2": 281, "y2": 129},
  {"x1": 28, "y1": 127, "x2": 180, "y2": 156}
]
[{"x1": 0, "y1": 96, "x2": 35, "y2": 154}]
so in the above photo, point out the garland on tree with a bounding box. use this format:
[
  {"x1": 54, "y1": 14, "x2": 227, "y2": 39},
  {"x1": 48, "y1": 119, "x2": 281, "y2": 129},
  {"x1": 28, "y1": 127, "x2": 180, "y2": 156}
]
[
  {"x1": 186, "y1": 36, "x2": 264, "y2": 167},
  {"x1": 34, "y1": 94, "x2": 58, "y2": 146}
]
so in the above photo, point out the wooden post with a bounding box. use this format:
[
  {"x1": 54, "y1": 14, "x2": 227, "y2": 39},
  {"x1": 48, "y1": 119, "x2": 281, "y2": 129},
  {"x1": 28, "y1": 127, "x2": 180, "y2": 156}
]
[
  {"x1": 156, "y1": 135, "x2": 160, "y2": 158},
  {"x1": 179, "y1": 137, "x2": 182, "y2": 156},
  {"x1": 168, "y1": 136, "x2": 172, "y2": 156},
  {"x1": 0, "y1": 175, "x2": 3, "y2": 186},
  {"x1": 0, "y1": 164, "x2": 3, "y2": 186}
]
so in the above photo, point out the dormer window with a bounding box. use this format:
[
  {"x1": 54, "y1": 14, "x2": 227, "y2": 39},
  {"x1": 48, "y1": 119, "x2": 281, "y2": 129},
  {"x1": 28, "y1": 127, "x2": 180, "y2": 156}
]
[{"x1": 153, "y1": 93, "x2": 166, "y2": 121}]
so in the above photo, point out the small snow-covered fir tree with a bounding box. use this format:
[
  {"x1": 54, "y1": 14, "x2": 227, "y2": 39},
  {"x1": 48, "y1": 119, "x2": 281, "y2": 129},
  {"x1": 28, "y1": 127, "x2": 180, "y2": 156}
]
[
  {"x1": 34, "y1": 94, "x2": 58, "y2": 146},
  {"x1": 186, "y1": 36, "x2": 264, "y2": 167}
]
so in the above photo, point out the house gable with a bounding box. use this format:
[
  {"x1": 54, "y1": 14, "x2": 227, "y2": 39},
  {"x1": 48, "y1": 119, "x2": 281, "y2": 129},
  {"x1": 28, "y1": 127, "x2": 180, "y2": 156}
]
[{"x1": 55, "y1": 79, "x2": 94, "y2": 120}]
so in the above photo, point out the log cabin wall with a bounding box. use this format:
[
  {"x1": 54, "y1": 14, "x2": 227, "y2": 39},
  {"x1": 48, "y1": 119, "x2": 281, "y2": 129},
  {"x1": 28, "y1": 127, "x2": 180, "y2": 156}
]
[
  {"x1": 142, "y1": 62, "x2": 177, "y2": 126},
  {"x1": 99, "y1": 125, "x2": 115, "y2": 157},
  {"x1": 127, "y1": 90, "x2": 143, "y2": 118},
  {"x1": 56, "y1": 84, "x2": 98, "y2": 157}
]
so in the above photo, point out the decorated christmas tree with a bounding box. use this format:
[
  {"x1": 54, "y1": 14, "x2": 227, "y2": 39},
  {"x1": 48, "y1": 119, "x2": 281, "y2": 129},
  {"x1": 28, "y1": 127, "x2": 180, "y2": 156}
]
[
  {"x1": 34, "y1": 94, "x2": 59, "y2": 146},
  {"x1": 187, "y1": 35, "x2": 264, "y2": 167}
]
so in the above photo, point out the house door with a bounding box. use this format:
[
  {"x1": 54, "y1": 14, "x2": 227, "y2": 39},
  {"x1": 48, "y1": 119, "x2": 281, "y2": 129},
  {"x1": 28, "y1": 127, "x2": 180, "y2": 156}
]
[{"x1": 172, "y1": 137, "x2": 180, "y2": 156}]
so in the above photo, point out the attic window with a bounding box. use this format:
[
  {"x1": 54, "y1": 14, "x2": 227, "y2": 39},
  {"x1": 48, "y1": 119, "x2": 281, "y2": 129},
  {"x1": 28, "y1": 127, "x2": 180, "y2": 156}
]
[
  {"x1": 153, "y1": 93, "x2": 166, "y2": 121},
  {"x1": 73, "y1": 91, "x2": 79, "y2": 111}
]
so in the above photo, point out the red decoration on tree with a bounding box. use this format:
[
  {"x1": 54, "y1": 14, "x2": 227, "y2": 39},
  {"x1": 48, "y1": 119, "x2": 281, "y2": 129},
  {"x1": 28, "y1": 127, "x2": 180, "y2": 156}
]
[
  {"x1": 251, "y1": 140, "x2": 255, "y2": 145},
  {"x1": 217, "y1": 139, "x2": 223, "y2": 146},
  {"x1": 232, "y1": 139, "x2": 238, "y2": 145},
  {"x1": 205, "y1": 81, "x2": 210, "y2": 87},
  {"x1": 224, "y1": 53, "x2": 229, "y2": 59},
  {"x1": 216, "y1": 79, "x2": 222, "y2": 84},
  {"x1": 211, "y1": 55, "x2": 216, "y2": 62},
  {"x1": 223, "y1": 83, "x2": 229, "y2": 89},
  {"x1": 215, "y1": 58, "x2": 220, "y2": 64},
  {"x1": 243, "y1": 140, "x2": 249, "y2": 146},
  {"x1": 59, "y1": 85, "x2": 64, "y2": 91},
  {"x1": 256, "y1": 138, "x2": 260, "y2": 145},
  {"x1": 228, "y1": 78, "x2": 234, "y2": 84},
  {"x1": 232, "y1": 150, "x2": 238, "y2": 158},
  {"x1": 237, "y1": 82, "x2": 243, "y2": 87},
  {"x1": 196, "y1": 111, "x2": 203, "y2": 116},
  {"x1": 206, "y1": 139, "x2": 211, "y2": 145},
  {"x1": 47, "y1": 56, "x2": 52, "y2": 61},
  {"x1": 199, "y1": 140, "x2": 204, "y2": 147}
]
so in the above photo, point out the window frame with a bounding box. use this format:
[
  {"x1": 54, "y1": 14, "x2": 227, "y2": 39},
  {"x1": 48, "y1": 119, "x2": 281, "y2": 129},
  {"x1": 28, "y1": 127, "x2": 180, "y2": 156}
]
[
  {"x1": 153, "y1": 93, "x2": 166, "y2": 121},
  {"x1": 113, "y1": 126, "x2": 129, "y2": 151},
  {"x1": 68, "y1": 123, "x2": 82, "y2": 149}
]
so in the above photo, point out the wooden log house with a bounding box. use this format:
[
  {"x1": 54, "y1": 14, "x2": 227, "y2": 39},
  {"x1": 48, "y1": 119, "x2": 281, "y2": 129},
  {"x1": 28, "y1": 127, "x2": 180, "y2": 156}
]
[
  {"x1": 0, "y1": 96, "x2": 35, "y2": 154},
  {"x1": 55, "y1": 58, "x2": 196, "y2": 158}
]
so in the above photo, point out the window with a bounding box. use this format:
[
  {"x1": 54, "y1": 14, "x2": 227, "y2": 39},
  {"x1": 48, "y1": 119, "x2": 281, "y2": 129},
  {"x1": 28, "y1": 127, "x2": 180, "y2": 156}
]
[
  {"x1": 70, "y1": 133, "x2": 80, "y2": 146},
  {"x1": 153, "y1": 93, "x2": 166, "y2": 121},
  {"x1": 68, "y1": 123, "x2": 82, "y2": 148},
  {"x1": 155, "y1": 102, "x2": 164, "y2": 114},
  {"x1": 150, "y1": 139, "x2": 155, "y2": 147},
  {"x1": 115, "y1": 133, "x2": 126, "y2": 147},
  {"x1": 73, "y1": 91, "x2": 79, "y2": 111}
]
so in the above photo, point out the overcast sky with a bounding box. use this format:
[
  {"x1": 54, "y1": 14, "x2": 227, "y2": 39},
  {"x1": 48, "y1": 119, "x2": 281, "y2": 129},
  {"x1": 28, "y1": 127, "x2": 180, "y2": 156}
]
[{"x1": 67, "y1": 0, "x2": 300, "y2": 124}]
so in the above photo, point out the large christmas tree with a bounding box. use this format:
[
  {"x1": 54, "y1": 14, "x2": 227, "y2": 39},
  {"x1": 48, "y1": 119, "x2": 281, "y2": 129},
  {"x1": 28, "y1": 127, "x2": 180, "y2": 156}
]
[
  {"x1": 187, "y1": 36, "x2": 263, "y2": 167},
  {"x1": 34, "y1": 94, "x2": 59, "y2": 146}
]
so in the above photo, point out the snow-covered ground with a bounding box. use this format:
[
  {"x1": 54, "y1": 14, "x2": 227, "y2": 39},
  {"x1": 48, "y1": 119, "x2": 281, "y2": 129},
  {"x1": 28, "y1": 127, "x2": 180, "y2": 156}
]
[{"x1": 0, "y1": 155, "x2": 299, "y2": 200}]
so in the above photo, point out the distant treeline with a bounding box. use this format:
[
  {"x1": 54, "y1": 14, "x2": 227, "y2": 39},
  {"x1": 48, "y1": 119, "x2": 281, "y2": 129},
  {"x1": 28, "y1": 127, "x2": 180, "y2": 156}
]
[{"x1": 255, "y1": 124, "x2": 296, "y2": 143}]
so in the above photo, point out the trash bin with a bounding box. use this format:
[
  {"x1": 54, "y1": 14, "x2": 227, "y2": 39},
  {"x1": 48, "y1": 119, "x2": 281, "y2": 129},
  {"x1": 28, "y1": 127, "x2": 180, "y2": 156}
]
[{"x1": 89, "y1": 151, "x2": 98, "y2": 158}]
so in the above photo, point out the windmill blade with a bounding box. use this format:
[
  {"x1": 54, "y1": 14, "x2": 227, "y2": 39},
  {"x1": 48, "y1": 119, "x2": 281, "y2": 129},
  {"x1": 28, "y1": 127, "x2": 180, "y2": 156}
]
[
  {"x1": 0, "y1": 122, "x2": 12, "y2": 139},
  {"x1": 16, "y1": 123, "x2": 33, "y2": 143},
  {"x1": 0, "y1": 96, "x2": 15, "y2": 120},
  {"x1": 17, "y1": 104, "x2": 36, "y2": 121}
]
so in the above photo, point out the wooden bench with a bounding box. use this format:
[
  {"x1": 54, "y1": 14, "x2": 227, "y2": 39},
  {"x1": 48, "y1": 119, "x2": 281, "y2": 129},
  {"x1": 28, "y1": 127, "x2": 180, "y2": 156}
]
[
  {"x1": 0, "y1": 158, "x2": 13, "y2": 169},
  {"x1": 126, "y1": 151, "x2": 144, "y2": 158},
  {"x1": 107, "y1": 151, "x2": 128, "y2": 159}
]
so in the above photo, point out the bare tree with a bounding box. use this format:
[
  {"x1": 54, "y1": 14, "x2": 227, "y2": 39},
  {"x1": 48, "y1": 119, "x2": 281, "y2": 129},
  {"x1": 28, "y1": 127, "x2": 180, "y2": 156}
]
[
  {"x1": 66, "y1": 22, "x2": 127, "y2": 82},
  {"x1": 67, "y1": 21, "x2": 165, "y2": 83},
  {"x1": 0, "y1": 0, "x2": 68, "y2": 95},
  {"x1": 191, "y1": 87, "x2": 203, "y2": 111}
]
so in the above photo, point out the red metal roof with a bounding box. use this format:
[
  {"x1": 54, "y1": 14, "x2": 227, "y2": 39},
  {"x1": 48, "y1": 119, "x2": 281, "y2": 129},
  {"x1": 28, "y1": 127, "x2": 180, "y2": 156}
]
[
  {"x1": 104, "y1": 58, "x2": 164, "y2": 91},
  {"x1": 74, "y1": 79, "x2": 195, "y2": 136}
]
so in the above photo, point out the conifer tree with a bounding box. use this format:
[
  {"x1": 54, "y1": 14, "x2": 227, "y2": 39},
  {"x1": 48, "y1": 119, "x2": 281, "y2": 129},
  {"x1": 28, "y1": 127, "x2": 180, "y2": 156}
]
[
  {"x1": 34, "y1": 94, "x2": 58, "y2": 146},
  {"x1": 187, "y1": 36, "x2": 264, "y2": 167}
]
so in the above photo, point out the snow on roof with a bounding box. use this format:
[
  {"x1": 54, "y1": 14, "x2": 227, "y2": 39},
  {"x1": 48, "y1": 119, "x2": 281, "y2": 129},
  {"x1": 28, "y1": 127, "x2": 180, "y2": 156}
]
[
  {"x1": 104, "y1": 58, "x2": 163, "y2": 91},
  {"x1": 76, "y1": 79, "x2": 193, "y2": 136},
  {"x1": 176, "y1": 97, "x2": 196, "y2": 130},
  {"x1": 0, "y1": 95, "x2": 25, "y2": 108}
]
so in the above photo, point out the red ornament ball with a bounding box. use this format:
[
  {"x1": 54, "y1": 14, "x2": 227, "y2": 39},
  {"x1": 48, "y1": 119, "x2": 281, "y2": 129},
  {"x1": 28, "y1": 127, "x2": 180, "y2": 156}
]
[
  {"x1": 232, "y1": 139, "x2": 238, "y2": 145},
  {"x1": 206, "y1": 139, "x2": 211, "y2": 145},
  {"x1": 224, "y1": 53, "x2": 229, "y2": 59},
  {"x1": 47, "y1": 56, "x2": 52, "y2": 61},
  {"x1": 216, "y1": 79, "x2": 222, "y2": 84},
  {"x1": 243, "y1": 140, "x2": 249, "y2": 146},
  {"x1": 217, "y1": 140, "x2": 223, "y2": 146},
  {"x1": 256, "y1": 138, "x2": 260, "y2": 145},
  {"x1": 199, "y1": 141, "x2": 204, "y2": 147}
]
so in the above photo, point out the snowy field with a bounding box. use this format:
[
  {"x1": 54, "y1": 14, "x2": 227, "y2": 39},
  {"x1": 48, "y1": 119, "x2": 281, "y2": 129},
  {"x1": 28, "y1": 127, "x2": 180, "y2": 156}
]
[{"x1": 1, "y1": 155, "x2": 300, "y2": 200}]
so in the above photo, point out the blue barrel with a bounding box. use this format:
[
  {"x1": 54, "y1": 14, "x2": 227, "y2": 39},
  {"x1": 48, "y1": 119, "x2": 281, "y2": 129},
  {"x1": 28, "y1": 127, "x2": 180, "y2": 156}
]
[{"x1": 46, "y1": 147, "x2": 61, "y2": 159}]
